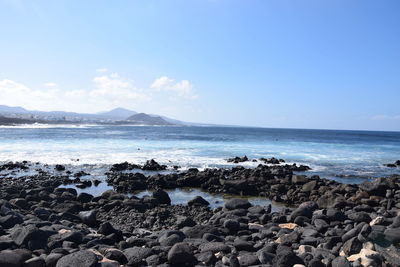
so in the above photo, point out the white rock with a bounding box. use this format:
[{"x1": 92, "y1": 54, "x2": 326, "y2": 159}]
[{"x1": 369, "y1": 216, "x2": 384, "y2": 226}]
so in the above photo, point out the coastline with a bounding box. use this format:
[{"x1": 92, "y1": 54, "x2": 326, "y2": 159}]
[{"x1": 0, "y1": 159, "x2": 399, "y2": 266}]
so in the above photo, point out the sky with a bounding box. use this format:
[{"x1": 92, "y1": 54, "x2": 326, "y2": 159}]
[{"x1": 0, "y1": 0, "x2": 399, "y2": 131}]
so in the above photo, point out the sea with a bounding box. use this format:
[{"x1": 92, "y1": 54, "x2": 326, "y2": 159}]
[{"x1": 0, "y1": 124, "x2": 399, "y2": 185}]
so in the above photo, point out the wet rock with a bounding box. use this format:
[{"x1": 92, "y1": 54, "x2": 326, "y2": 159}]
[
  {"x1": 110, "y1": 162, "x2": 141, "y2": 172},
  {"x1": 55, "y1": 165, "x2": 65, "y2": 171},
  {"x1": 187, "y1": 196, "x2": 209, "y2": 207},
  {"x1": 152, "y1": 189, "x2": 171, "y2": 205},
  {"x1": 224, "y1": 198, "x2": 251, "y2": 210},
  {"x1": 142, "y1": 159, "x2": 166, "y2": 171},
  {"x1": 227, "y1": 156, "x2": 249, "y2": 163}
]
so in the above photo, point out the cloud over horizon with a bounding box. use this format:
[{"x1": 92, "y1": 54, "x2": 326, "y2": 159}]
[
  {"x1": 151, "y1": 76, "x2": 198, "y2": 99},
  {"x1": 0, "y1": 71, "x2": 198, "y2": 113}
]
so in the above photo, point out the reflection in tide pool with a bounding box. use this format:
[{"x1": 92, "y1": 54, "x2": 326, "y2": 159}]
[
  {"x1": 136, "y1": 188, "x2": 283, "y2": 211},
  {"x1": 59, "y1": 183, "x2": 283, "y2": 212}
]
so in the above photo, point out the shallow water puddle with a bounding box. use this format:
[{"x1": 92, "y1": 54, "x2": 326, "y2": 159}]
[{"x1": 59, "y1": 183, "x2": 284, "y2": 212}]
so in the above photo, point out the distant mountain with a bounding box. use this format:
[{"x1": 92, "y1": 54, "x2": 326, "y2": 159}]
[
  {"x1": 0, "y1": 104, "x2": 196, "y2": 126},
  {"x1": 125, "y1": 113, "x2": 173, "y2": 125},
  {"x1": 0, "y1": 105, "x2": 29, "y2": 114},
  {"x1": 98, "y1": 108, "x2": 137, "y2": 120}
]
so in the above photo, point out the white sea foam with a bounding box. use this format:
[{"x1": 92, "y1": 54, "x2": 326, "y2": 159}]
[{"x1": 0, "y1": 123, "x2": 99, "y2": 129}]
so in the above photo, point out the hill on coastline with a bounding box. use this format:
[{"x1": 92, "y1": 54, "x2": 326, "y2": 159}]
[
  {"x1": 0, "y1": 105, "x2": 179, "y2": 126},
  {"x1": 124, "y1": 113, "x2": 172, "y2": 125}
]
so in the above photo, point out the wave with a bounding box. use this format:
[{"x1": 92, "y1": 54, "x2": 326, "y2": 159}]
[{"x1": 0, "y1": 123, "x2": 100, "y2": 129}]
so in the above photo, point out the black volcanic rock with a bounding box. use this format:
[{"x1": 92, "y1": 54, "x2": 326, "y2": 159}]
[
  {"x1": 152, "y1": 189, "x2": 171, "y2": 205},
  {"x1": 2, "y1": 159, "x2": 400, "y2": 267},
  {"x1": 188, "y1": 196, "x2": 209, "y2": 206},
  {"x1": 142, "y1": 159, "x2": 167, "y2": 171},
  {"x1": 227, "y1": 156, "x2": 249, "y2": 163},
  {"x1": 168, "y1": 242, "x2": 197, "y2": 266},
  {"x1": 56, "y1": 250, "x2": 97, "y2": 267}
]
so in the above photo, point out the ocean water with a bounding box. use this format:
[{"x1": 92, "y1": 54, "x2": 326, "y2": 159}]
[{"x1": 0, "y1": 124, "x2": 399, "y2": 184}]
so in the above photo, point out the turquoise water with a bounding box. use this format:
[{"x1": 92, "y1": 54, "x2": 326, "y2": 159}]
[{"x1": 0, "y1": 125, "x2": 399, "y2": 183}]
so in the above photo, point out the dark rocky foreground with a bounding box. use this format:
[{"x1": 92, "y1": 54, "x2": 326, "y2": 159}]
[{"x1": 0, "y1": 160, "x2": 400, "y2": 266}]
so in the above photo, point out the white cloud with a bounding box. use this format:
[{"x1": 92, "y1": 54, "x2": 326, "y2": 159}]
[
  {"x1": 44, "y1": 82, "x2": 57, "y2": 88},
  {"x1": 91, "y1": 74, "x2": 149, "y2": 102},
  {"x1": 96, "y1": 68, "x2": 108, "y2": 73},
  {"x1": 0, "y1": 72, "x2": 197, "y2": 113},
  {"x1": 0, "y1": 79, "x2": 59, "y2": 110},
  {"x1": 151, "y1": 76, "x2": 198, "y2": 99}
]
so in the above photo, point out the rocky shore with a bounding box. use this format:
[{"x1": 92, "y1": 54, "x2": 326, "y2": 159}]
[{"x1": 0, "y1": 159, "x2": 399, "y2": 267}]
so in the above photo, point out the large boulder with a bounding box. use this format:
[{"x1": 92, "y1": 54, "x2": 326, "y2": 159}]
[
  {"x1": 348, "y1": 212, "x2": 371, "y2": 223},
  {"x1": 142, "y1": 159, "x2": 166, "y2": 171},
  {"x1": 152, "y1": 189, "x2": 171, "y2": 205},
  {"x1": 11, "y1": 225, "x2": 47, "y2": 249},
  {"x1": 384, "y1": 228, "x2": 400, "y2": 244},
  {"x1": 188, "y1": 196, "x2": 209, "y2": 207},
  {"x1": 302, "y1": 180, "x2": 317, "y2": 192},
  {"x1": 183, "y1": 225, "x2": 219, "y2": 238},
  {"x1": 359, "y1": 178, "x2": 390, "y2": 196},
  {"x1": 0, "y1": 215, "x2": 23, "y2": 229},
  {"x1": 78, "y1": 210, "x2": 98, "y2": 226},
  {"x1": 341, "y1": 237, "x2": 362, "y2": 256},
  {"x1": 0, "y1": 250, "x2": 31, "y2": 267},
  {"x1": 224, "y1": 198, "x2": 251, "y2": 210},
  {"x1": 272, "y1": 246, "x2": 303, "y2": 267},
  {"x1": 123, "y1": 247, "x2": 153, "y2": 266},
  {"x1": 331, "y1": 256, "x2": 351, "y2": 267},
  {"x1": 290, "y1": 201, "x2": 318, "y2": 221},
  {"x1": 168, "y1": 242, "x2": 197, "y2": 266},
  {"x1": 56, "y1": 250, "x2": 97, "y2": 267}
]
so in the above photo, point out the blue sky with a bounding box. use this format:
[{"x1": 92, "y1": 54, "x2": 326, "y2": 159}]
[{"x1": 0, "y1": 0, "x2": 399, "y2": 131}]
